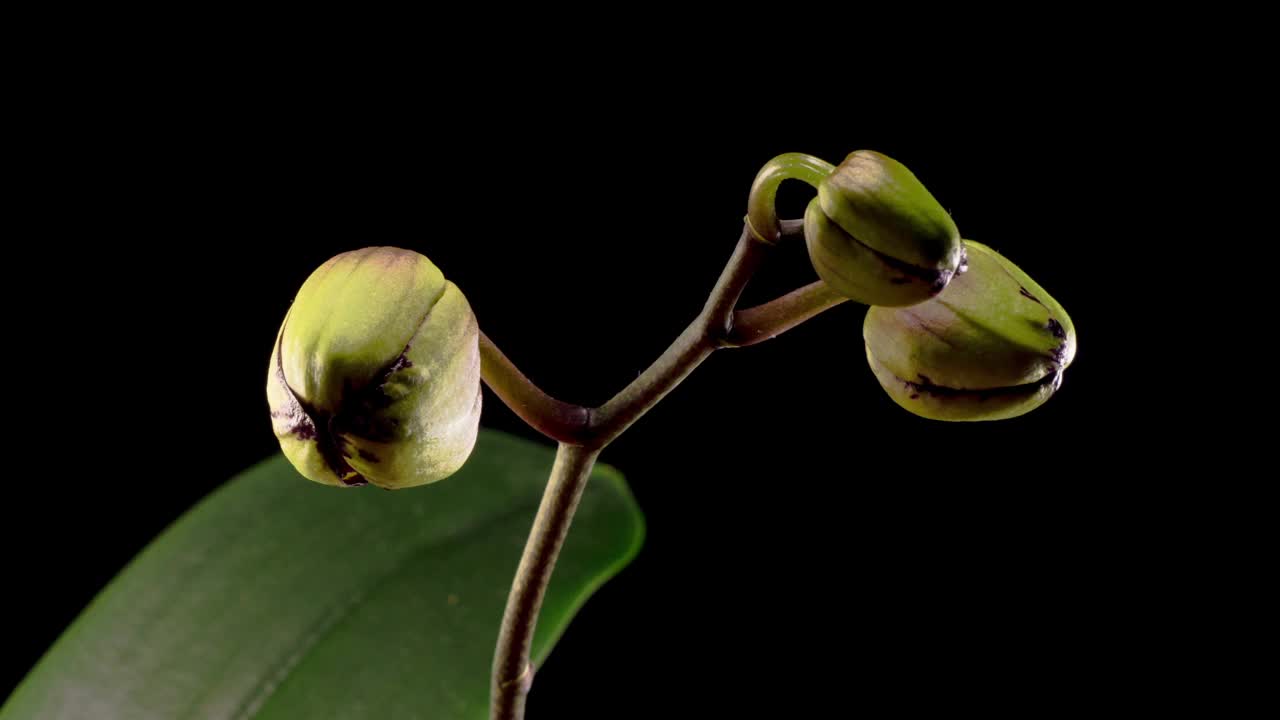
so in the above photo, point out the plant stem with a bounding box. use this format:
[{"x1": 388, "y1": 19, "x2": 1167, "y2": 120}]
[
  {"x1": 725, "y1": 281, "x2": 847, "y2": 348},
  {"x1": 746, "y1": 153, "x2": 835, "y2": 243},
  {"x1": 485, "y1": 218, "x2": 834, "y2": 719},
  {"x1": 479, "y1": 332, "x2": 590, "y2": 444},
  {"x1": 491, "y1": 443, "x2": 599, "y2": 720},
  {"x1": 588, "y1": 226, "x2": 765, "y2": 445}
]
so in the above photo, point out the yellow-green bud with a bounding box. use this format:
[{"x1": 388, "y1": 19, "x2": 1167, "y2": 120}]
[
  {"x1": 806, "y1": 150, "x2": 964, "y2": 306},
  {"x1": 864, "y1": 241, "x2": 1076, "y2": 421},
  {"x1": 267, "y1": 247, "x2": 481, "y2": 488}
]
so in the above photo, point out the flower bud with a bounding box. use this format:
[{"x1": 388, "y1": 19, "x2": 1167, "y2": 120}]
[
  {"x1": 806, "y1": 150, "x2": 964, "y2": 306},
  {"x1": 864, "y1": 241, "x2": 1076, "y2": 421},
  {"x1": 267, "y1": 247, "x2": 481, "y2": 488}
]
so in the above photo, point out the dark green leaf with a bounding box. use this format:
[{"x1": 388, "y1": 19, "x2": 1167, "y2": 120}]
[{"x1": 3, "y1": 430, "x2": 643, "y2": 720}]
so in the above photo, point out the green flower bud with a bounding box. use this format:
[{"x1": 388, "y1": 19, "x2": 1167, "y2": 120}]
[
  {"x1": 864, "y1": 241, "x2": 1076, "y2": 421},
  {"x1": 806, "y1": 150, "x2": 964, "y2": 306},
  {"x1": 267, "y1": 247, "x2": 481, "y2": 488}
]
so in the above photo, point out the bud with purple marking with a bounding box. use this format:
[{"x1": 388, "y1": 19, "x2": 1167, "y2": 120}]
[
  {"x1": 864, "y1": 241, "x2": 1076, "y2": 421},
  {"x1": 267, "y1": 247, "x2": 481, "y2": 488},
  {"x1": 806, "y1": 150, "x2": 965, "y2": 307}
]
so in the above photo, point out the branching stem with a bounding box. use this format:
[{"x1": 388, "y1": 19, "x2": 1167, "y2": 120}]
[{"x1": 486, "y1": 160, "x2": 837, "y2": 720}]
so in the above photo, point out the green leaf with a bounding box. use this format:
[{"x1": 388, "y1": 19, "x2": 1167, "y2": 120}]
[{"x1": 3, "y1": 430, "x2": 644, "y2": 720}]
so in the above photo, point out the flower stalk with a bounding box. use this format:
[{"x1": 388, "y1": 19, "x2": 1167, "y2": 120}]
[
  {"x1": 483, "y1": 219, "x2": 834, "y2": 719},
  {"x1": 265, "y1": 151, "x2": 1074, "y2": 720}
]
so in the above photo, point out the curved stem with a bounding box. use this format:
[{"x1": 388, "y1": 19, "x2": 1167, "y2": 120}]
[
  {"x1": 491, "y1": 443, "x2": 599, "y2": 720},
  {"x1": 746, "y1": 153, "x2": 835, "y2": 244},
  {"x1": 479, "y1": 219, "x2": 806, "y2": 446},
  {"x1": 479, "y1": 332, "x2": 590, "y2": 444}
]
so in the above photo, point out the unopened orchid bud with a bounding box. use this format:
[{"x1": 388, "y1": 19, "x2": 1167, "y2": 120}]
[
  {"x1": 807, "y1": 150, "x2": 964, "y2": 306},
  {"x1": 864, "y1": 241, "x2": 1075, "y2": 421},
  {"x1": 267, "y1": 247, "x2": 481, "y2": 488}
]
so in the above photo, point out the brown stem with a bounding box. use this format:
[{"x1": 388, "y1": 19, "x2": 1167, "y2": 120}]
[
  {"x1": 724, "y1": 281, "x2": 847, "y2": 348},
  {"x1": 491, "y1": 443, "x2": 599, "y2": 720},
  {"x1": 778, "y1": 217, "x2": 805, "y2": 238},
  {"x1": 479, "y1": 332, "x2": 590, "y2": 444},
  {"x1": 486, "y1": 219, "x2": 843, "y2": 720},
  {"x1": 587, "y1": 227, "x2": 766, "y2": 445}
]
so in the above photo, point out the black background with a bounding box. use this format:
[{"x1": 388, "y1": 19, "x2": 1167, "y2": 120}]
[{"x1": 5, "y1": 55, "x2": 1214, "y2": 718}]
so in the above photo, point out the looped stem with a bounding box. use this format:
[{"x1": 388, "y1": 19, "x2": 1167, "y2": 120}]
[{"x1": 746, "y1": 153, "x2": 835, "y2": 244}]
